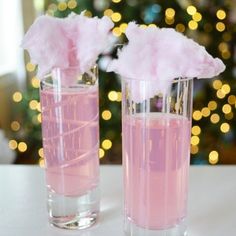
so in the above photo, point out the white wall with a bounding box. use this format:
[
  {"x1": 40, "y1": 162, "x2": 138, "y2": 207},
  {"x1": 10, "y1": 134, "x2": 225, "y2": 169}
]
[{"x1": 0, "y1": 0, "x2": 25, "y2": 81}]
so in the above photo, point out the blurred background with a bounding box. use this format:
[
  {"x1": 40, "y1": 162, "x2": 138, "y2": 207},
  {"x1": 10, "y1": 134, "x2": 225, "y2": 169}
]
[{"x1": 0, "y1": 0, "x2": 235, "y2": 166}]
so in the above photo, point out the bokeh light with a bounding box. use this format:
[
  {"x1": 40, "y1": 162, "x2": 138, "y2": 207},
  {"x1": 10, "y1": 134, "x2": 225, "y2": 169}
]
[
  {"x1": 108, "y1": 91, "x2": 118, "y2": 101},
  {"x1": 208, "y1": 101, "x2": 217, "y2": 110},
  {"x1": 210, "y1": 113, "x2": 220, "y2": 124},
  {"x1": 99, "y1": 148, "x2": 105, "y2": 158},
  {"x1": 192, "y1": 126, "x2": 201, "y2": 136},
  {"x1": 187, "y1": 5, "x2": 197, "y2": 15},
  {"x1": 222, "y1": 104, "x2": 231, "y2": 114},
  {"x1": 9, "y1": 140, "x2": 18, "y2": 150},
  {"x1": 193, "y1": 110, "x2": 202, "y2": 121},
  {"x1": 18, "y1": 142, "x2": 27, "y2": 152},
  {"x1": 192, "y1": 12, "x2": 202, "y2": 22},
  {"x1": 216, "y1": 9, "x2": 226, "y2": 20},
  {"x1": 102, "y1": 139, "x2": 112, "y2": 150},
  {"x1": 220, "y1": 122, "x2": 230, "y2": 133},
  {"x1": 102, "y1": 110, "x2": 112, "y2": 120},
  {"x1": 216, "y1": 22, "x2": 225, "y2": 32},
  {"x1": 191, "y1": 136, "x2": 200, "y2": 145},
  {"x1": 111, "y1": 12, "x2": 122, "y2": 22},
  {"x1": 11, "y1": 121, "x2": 20, "y2": 131},
  {"x1": 209, "y1": 151, "x2": 219, "y2": 164},
  {"x1": 191, "y1": 145, "x2": 199, "y2": 155},
  {"x1": 67, "y1": 0, "x2": 77, "y2": 9},
  {"x1": 13, "y1": 92, "x2": 22, "y2": 102},
  {"x1": 188, "y1": 20, "x2": 198, "y2": 30}
]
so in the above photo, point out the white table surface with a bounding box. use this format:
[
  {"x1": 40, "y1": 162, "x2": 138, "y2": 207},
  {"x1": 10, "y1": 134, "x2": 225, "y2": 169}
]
[{"x1": 0, "y1": 165, "x2": 235, "y2": 236}]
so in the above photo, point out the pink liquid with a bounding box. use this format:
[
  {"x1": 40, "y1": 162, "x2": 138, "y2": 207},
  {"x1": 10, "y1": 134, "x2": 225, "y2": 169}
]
[
  {"x1": 123, "y1": 113, "x2": 191, "y2": 230},
  {"x1": 40, "y1": 86, "x2": 99, "y2": 197}
]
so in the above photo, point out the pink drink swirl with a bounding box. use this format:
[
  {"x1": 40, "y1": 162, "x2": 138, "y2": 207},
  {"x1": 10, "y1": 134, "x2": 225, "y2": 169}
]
[{"x1": 40, "y1": 85, "x2": 99, "y2": 197}]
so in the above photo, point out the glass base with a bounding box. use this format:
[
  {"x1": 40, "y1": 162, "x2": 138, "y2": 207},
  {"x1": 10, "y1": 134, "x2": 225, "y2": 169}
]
[
  {"x1": 47, "y1": 186, "x2": 99, "y2": 230},
  {"x1": 124, "y1": 218, "x2": 187, "y2": 236}
]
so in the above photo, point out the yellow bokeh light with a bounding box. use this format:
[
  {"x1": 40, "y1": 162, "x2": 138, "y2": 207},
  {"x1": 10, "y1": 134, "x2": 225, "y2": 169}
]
[
  {"x1": 111, "y1": 12, "x2": 122, "y2": 22},
  {"x1": 201, "y1": 107, "x2": 211, "y2": 117},
  {"x1": 216, "y1": 9, "x2": 226, "y2": 20},
  {"x1": 225, "y1": 112, "x2": 234, "y2": 120},
  {"x1": 112, "y1": 0, "x2": 122, "y2": 3},
  {"x1": 191, "y1": 136, "x2": 200, "y2": 145},
  {"x1": 188, "y1": 20, "x2": 198, "y2": 30},
  {"x1": 222, "y1": 50, "x2": 231, "y2": 59},
  {"x1": 216, "y1": 22, "x2": 225, "y2": 32},
  {"x1": 67, "y1": 0, "x2": 77, "y2": 9},
  {"x1": 192, "y1": 110, "x2": 202, "y2": 121},
  {"x1": 11, "y1": 121, "x2": 20, "y2": 131},
  {"x1": 165, "y1": 8, "x2": 175, "y2": 18},
  {"x1": 216, "y1": 89, "x2": 225, "y2": 99},
  {"x1": 102, "y1": 110, "x2": 112, "y2": 120},
  {"x1": 212, "y1": 80, "x2": 222, "y2": 90},
  {"x1": 31, "y1": 76, "x2": 40, "y2": 88},
  {"x1": 26, "y1": 62, "x2": 36, "y2": 72},
  {"x1": 148, "y1": 24, "x2": 157, "y2": 28},
  {"x1": 222, "y1": 104, "x2": 231, "y2": 114},
  {"x1": 191, "y1": 126, "x2": 201, "y2": 136},
  {"x1": 176, "y1": 23, "x2": 185, "y2": 33},
  {"x1": 29, "y1": 100, "x2": 38, "y2": 110},
  {"x1": 112, "y1": 27, "x2": 122, "y2": 37},
  {"x1": 58, "y1": 2, "x2": 67, "y2": 11},
  {"x1": 187, "y1": 5, "x2": 197, "y2": 15},
  {"x1": 104, "y1": 9, "x2": 113, "y2": 17},
  {"x1": 13, "y1": 92, "x2": 22, "y2": 102},
  {"x1": 108, "y1": 91, "x2": 118, "y2": 101},
  {"x1": 38, "y1": 148, "x2": 44, "y2": 158},
  {"x1": 117, "y1": 92, "x2": 122, "y2": 102},
  {"x1": 227, "y1": 95, "x2": 236, "y2": 105},
  {"x1": 221, "y1": 84, "x2": 231, "y2": 94},
  {"x1": 84, "y1": 10, "x2": 92, "y2": 17},
  {"x1": 208, "y1": 101, "x2": 217, "y2": 110},
  {"x1": 209, "y1": 151, "x2": 219, "y2": 165},
  {"x1": 191, "y1": 145, "x2": 199, "y2": 155},
  {"x1": 36, "y1": 103, "x2": 41, "y2": 112},
  {"x1": 220, "y1": 122, "x2": 230, "y2": 133},
  {"x1": 37, "y1": 113, "x2": 42, "y2": 123},
  {"x1": 9, "y1": 140, "x2": 17, "y2": 150},
  {"x1": 218, "y1": 42, "x2": 228, "y2": 52},
  {"x1": 102, "y1": 139, "x2": 112, "y2": 150},
  {"x1": 192, "y1": 12, "x2": 202, "y2": 22},
  {"x1": 39, "y1": 158, "x2": 45, "y2": 168},
  {"x1": 18, "y1": 142, "x2": 27, "y2": 152},
  {"x1": 140, "y1": 24, "x2": 147, "y2": 29},
  {"x1": 120, "y1": 23, "x2": 128, "y2": 33},
  {"x1": 99, "y1": 148, "x2": 105, "y2": 159},
  {"x1": 210, "y1": 113, "x2": 220, "y2": 124},
  {"x1": 165, "y1": 17, "x2": 175, "y2": 25}
]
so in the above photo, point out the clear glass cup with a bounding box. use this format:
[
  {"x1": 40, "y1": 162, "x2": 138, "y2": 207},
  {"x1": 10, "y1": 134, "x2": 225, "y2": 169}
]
[
  {"x1": 122, "y1": 77, "x2": 193, "y2": 236},
  {"x1": 40, "y1": 66, "x2": 100, "y2": 230}
]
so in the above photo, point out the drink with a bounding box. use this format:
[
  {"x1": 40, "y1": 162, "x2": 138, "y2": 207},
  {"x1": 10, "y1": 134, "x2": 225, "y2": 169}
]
[
  {"x1": 40, "y1": 81, "x2": 100, "y2": 229},
  {"x1": 40, "y1": 86, "x2": 99, "y2": 196},
  {"x1": 123, "y1": 113, "x2": 191, "y2": 230}
]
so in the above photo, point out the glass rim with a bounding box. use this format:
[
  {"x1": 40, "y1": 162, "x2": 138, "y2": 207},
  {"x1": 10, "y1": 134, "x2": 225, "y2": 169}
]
[
  {"x1": 122, "y1": 76, "x2": 195, "y2": 83},
  {"x1": 40, "y1": 65, "x2": 98, "y2": 89}
]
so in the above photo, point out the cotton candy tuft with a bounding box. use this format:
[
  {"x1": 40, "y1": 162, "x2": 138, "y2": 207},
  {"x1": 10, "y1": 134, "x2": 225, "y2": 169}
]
[
  {"x1": 22, "y1": 13, "x2": 114, "y2": 80},
  {"x1": 108, "y1": 23, "x2": 225, "y2": 101}
]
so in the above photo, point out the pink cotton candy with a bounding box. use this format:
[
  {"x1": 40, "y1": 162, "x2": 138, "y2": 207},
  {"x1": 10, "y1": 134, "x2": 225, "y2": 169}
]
[
  {"x1": 22, "y1": 13, "x2": 114, "y2": 80},
  {"x1": 108, "y1": 23, "x2": 225, "y2": 101}
]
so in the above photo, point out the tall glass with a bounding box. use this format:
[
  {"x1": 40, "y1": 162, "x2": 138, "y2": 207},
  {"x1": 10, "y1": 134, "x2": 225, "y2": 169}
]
[
  {"x1": 40, "y1": 66, "x2": 100, "y2": 230},
  {"x1": 122, "y1": 78, "x2": 193, "y2": 236}
]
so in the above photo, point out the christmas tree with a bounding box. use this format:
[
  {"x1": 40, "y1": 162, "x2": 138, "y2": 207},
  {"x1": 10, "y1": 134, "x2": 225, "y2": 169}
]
[{"x1": 10, "y1": 0, "x2": 235, "y2": 165}]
